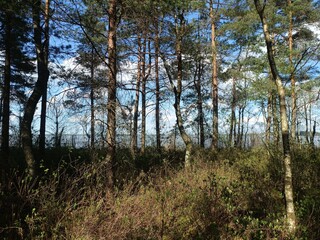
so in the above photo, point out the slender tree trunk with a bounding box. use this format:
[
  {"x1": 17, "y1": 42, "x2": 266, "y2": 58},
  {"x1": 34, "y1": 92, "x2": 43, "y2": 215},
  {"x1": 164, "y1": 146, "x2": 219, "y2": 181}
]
[
  {"x1": 105, "y1": 0, "x2": 117, "y2": 190},
  {"x1": 1, "y1": 11, "x2": 12, "y2": 186},
  {"x1": 237, "y1": 107, "x2": 242, "y2": 147},
  {"x1": 266, "y1": 92, "x2": 272, "y2": 145},
  {"x1": 54, "y1": 114, "x2": 59, "y2": 147},
  {"x1": 176, "y1": 14, "x2": 193, "y2": 167},
  {"x1": 163, "y1": 12, "x2": 193, "y2": 167},
  {"x1": 155, "y1": 19, "x2": 161, "y2": 151},
  {"x1": 240, "y1": 106, "x2": 245, "y2": 148},
  {"x1": 288, "y1": 0, "x2": 296, "y2": 142},
  {"x1": 210, "y1": 0, "x2": 219, "y2": 150},
  {"x1": 311, "y1": 120, "x2": 316, "y2": 147},
  {"x1": 2, "y1": 12, "x2": 12, "y2": 152},
  {"x1": 229, "y1": 77, "x2": 236, "y2": 147},
  {"x1": 309, "y1": 105, "x2": 312, "y2": 143},
  {"x1": 131, "y1": 35, "x2": 141, "y2": 158},
  {"x1": 140, "y1": 35, "x2": 147, "y2": 154},
  {"x1": 304, "y1": 101, "x2": 309, "y2": 143},
  {"x1": 39, "y1": 0, "x2": 50, "y2": 158},
  {"x1": 272, "y1": 91, "x2": 280, "y2": 146},
  {"x1": 22, "y1": 0, "x2": 50, "y2": 177},
  {"x1": 90, "y1": 48, "x2": 95, "y2": 149},
  {"x1": 254, "y1": 0, "x2": 296, "y2": 233},
  {"x1": 195, "y1": 60, "x2": 205, "y2": 148}
]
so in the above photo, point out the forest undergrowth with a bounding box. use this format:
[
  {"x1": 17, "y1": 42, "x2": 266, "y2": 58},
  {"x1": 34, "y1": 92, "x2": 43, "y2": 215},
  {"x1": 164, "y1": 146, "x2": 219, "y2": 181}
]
[{"x1": 1, "y1": 146, "x2": 320, "y2": 239}]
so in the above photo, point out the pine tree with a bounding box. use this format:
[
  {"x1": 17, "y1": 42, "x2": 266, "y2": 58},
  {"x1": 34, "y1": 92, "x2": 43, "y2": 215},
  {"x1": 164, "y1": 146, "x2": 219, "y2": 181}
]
[
  {"x1": 105, "y1": 0, "x2": 118, "y2": 190},
  {"x1": 0, "y1": 0, "x2": 34, "y2": 182},
  {"x1": 21, "y1": 0, "x2": 50, "y2": 177}
]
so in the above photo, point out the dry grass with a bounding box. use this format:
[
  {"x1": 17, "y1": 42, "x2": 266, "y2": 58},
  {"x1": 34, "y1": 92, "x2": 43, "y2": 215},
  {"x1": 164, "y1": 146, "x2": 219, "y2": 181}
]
[
  {"x1": 12, "y1": 147, "x2": 319, "y2": 239},
  {"x1": 65, "y1": 160, "x2": 241, "y2": 240}
]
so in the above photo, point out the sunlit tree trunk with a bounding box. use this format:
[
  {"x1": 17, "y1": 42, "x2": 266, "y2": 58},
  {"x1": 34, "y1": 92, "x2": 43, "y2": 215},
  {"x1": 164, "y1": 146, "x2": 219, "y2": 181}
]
[
  {"x1": 210, "y1": 0, "x2": 219, "y2": 150},
  {"x1": 254, "y1": 0, "x2": 296, "y2": 233},
  {"x1": 288, "y1": 0, "x2": 296, "y2": 143},
  {"x1": 175, "y1": 13, "x2": 193, "y2": 167},
  {"x1": 131, "y1": 35, "x2": 141, "y2": 158},
  {"x1": 105, "y1": 0, "x2": 117, "y2": 190},
  {"x1": 163, "y1": 12, "x2": 193, "y2": 167},
  {"x1": 272, "y1": 91, "x2": 280, "y2": 146}
]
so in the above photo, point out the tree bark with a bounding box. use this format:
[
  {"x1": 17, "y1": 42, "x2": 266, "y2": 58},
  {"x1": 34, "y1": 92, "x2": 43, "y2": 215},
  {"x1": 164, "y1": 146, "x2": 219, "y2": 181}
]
[
  {"x1": 304, "y1": 100, "x2": 309, "y2": 143},
  {"x1": 162, "y1": 11, "x2": 193, "y2": 167},
  {"x1": 254, "y1": 0, "x2": 296, "y2": 233},
  {"x1": 210, "y1": 0, "x2": 219, "y2": 150},
  {"x1": 140, "y1": 34, "x2": 147, "y2": 154},
  {"x1": 22, "y1": 0, "x2": 50, "y2": 177},
  {"x1": 266, "y1": 92, "x2": 272, "y2": 146},
  {"x1": 194, "y1": 59, "x2": 205, "y2": 147},
  {"x1": 1, "y1": 10, "x2": 12, "y2": 186},
  {"x1": 131, "y1": 34, "x2": 141, "y2": 158},
  {"x1": 272, "y1": 90, "x2": 280, "y2": 146},
  {"x1": 196, "y1": 60, "x2": 205, "y2": 148},
  {"x1": 288, "y1": 0, "x2": 297, "y2": 143},
  {"x1": 175, "y1": 12, "x2": 193, "y2": 167},
  {"x1": 155, "y1": 18, "x2": 161, "y2": 151},
  {"x1": 90, "y1": 48, "x2": 95, "y2": 150},
  {"x1": 229, "y1": 77, "x2": 236, "y2": 147},
  {"x1": 39, "y1": 0, "x2": 50, "y2": 158},
  {"x1": 1, "y1": 11, "x2": 12, "y2": 156},
  {"x1": 105, "y1": 0, "x2": 117, "y2": 190}
]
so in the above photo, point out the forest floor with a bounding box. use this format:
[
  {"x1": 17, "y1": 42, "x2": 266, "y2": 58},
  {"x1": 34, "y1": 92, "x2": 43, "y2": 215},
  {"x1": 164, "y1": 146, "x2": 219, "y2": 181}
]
[{"x1": 1, "y1": 146, "x2": 319, "y2": 239}]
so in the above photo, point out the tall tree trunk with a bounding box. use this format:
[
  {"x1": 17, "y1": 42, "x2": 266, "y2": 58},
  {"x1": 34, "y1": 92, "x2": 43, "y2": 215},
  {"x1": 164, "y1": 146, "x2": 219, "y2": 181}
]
[
  {"x1": 266, "y1": 92, "x2": 272, "y2": 146},
  {"x1": 254, "y1": 0, "x2": 296, "y2": 233},
  {"x1": 311, "y1": 120, "x2": 316, "y2": 147},
  {"x1": 131, "y1": 35, "x2": 141, "y2": 158},
  {"x1": 163, "y1": 12, "x2": 193, "y2": 167},
  {"x1": 210, "y1": 0, "x2": 219, "y2": 150},
  {"x1": 194, "y1": 59, "x2": 205, "y2": 148},
  {"x1": 197, "y1": 65, "x2": 205, "y2": 148},
  {"x1": 105, "y1": 0, "x2": 117, "y2": 190},
  {"x1": 1, "y1": 11, "x2": 12, "y2": 186},
  {"x1": 90, "y1": 48, "x2": 95, "y2": 150},
  {"x1": 304, "y1": 100, "x2": 309, "y2": 143},
  {"x1": 239, "y1": 106, "x2": 245, "y2": 148},
  {"x1": 140, "y1": 34, "x2": 147, "y2": 154},
  {"x1": 288, "y1": 0, "x2": 296, "y2": 142},
  {"x1": 155, "y1": 19, "x2": 161, "y2": 151},
  {"x1": 21, "y1": 0, "x2": 50, "y2": 177},
  {"x1": 308, "y1": 104, "x2": 312, "y2": 144},
  {"x1": 229, "y1": 77, "x2": 236, "y2": 147},
  {"x1": 39, "y1": 0, "x2": 50, "y2": 158},
  {"x1": 272, "y1": 90, "x2": 280, "y2": 146},
  {"x1": 175, "y1": 13, "x2": 193, "y2": 167},
  {"x1": 54, "y1": 113, "x2": 59, "y2": 147}
]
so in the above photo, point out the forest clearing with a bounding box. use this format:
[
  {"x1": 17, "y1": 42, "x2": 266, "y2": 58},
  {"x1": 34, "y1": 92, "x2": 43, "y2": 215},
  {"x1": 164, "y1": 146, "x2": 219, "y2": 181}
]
[{"x1": 1, "y1": 0, "x2": 320, "y2": 239}]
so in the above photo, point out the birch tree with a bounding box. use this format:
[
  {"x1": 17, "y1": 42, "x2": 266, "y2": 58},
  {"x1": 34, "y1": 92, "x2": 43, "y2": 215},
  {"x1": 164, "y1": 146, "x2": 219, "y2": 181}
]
[{"x1": 254, "y1": 0, "x2": 296, "y2": 233}]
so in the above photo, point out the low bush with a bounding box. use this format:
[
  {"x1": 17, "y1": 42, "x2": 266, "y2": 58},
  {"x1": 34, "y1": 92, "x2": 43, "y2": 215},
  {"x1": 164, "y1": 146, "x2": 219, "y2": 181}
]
[{"x1": 1, "y1": 146, "x2": 320, "y2": 239}]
